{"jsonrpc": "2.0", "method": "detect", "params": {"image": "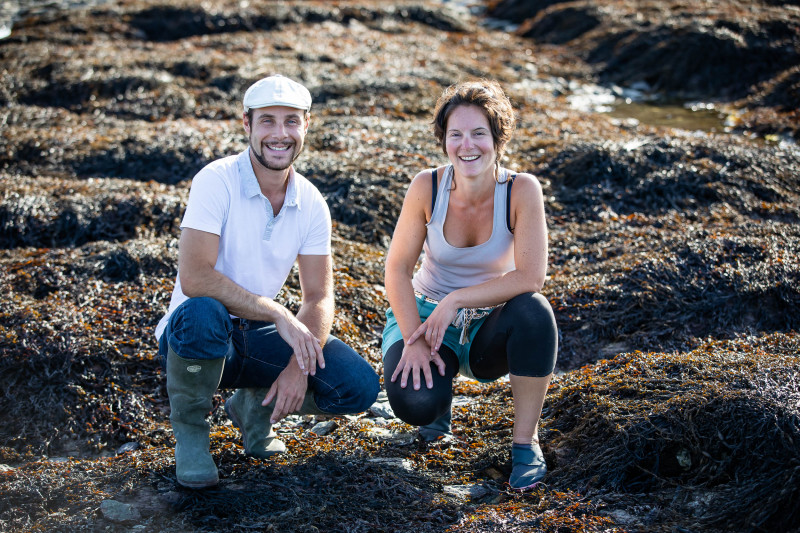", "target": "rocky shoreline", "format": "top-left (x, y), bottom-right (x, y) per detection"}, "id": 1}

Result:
top-left (1, 0), bottom-right (799, 531)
